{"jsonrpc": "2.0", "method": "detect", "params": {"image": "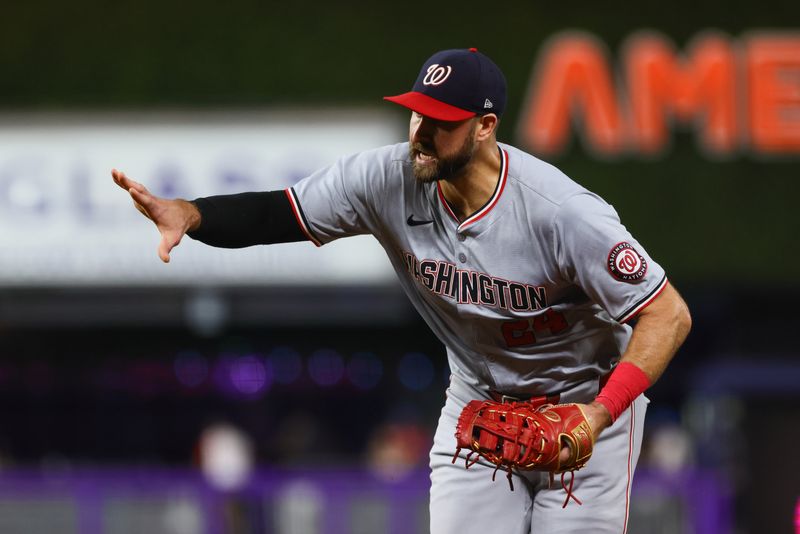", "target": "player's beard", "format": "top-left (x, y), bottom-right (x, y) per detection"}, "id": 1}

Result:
top-left (410, 133), bottom-right (476, 184)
